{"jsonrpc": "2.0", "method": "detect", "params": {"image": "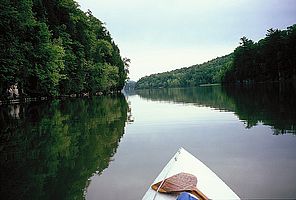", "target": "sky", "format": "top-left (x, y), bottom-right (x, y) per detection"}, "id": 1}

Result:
top-left (76, 0), bottom-right (296, 81)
